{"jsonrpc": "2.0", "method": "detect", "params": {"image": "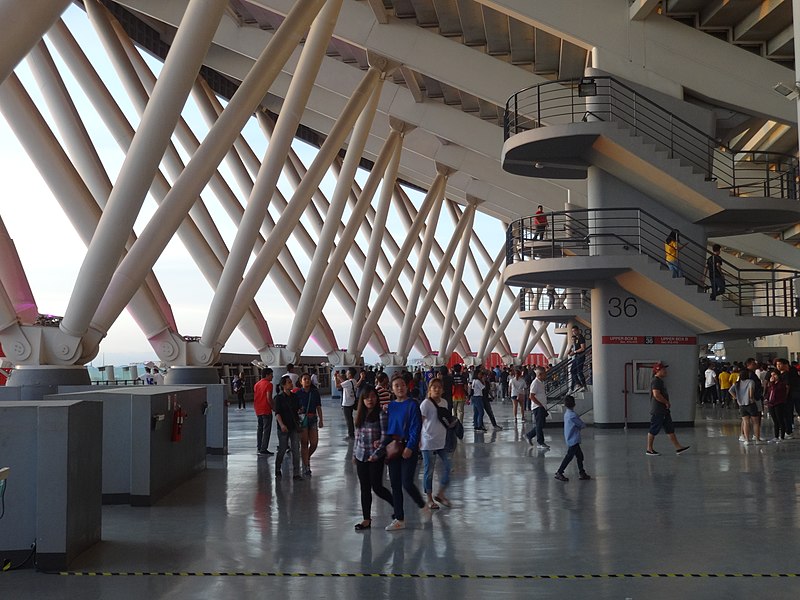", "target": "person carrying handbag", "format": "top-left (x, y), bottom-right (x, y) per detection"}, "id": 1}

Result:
top-left (372, 373), bottom-right (425, 531)
top-left (420, 379), bottom-right (453, 510)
